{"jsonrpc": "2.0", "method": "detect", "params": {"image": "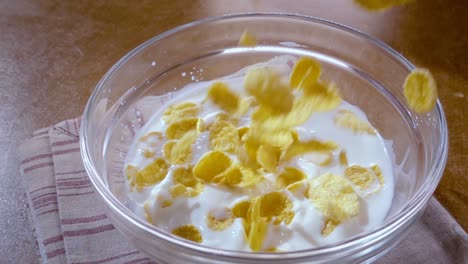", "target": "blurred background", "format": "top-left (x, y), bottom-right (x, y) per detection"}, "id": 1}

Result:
top-left (0, 0), bottom-right (466, 262)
